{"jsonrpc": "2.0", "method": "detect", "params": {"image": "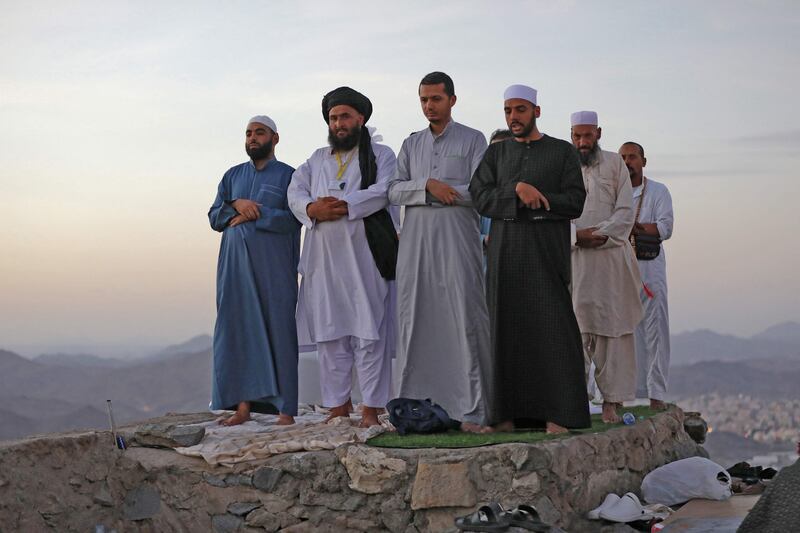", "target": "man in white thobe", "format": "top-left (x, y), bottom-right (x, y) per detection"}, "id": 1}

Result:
top-left (288, 87), bottom-right (398, 428)
top-left (570, 111), bottom-right (644, 423)
top-left (619, 142), bottom-right (674, 410)
top-left (388, 72), bottom-right (491, 431)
